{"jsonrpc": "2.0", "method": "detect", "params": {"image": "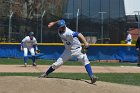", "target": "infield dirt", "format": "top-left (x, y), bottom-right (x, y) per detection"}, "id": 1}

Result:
top-left (0, 76), bottom-right (140, 93)
top-left (0, 65), bottom-right (140, 93)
